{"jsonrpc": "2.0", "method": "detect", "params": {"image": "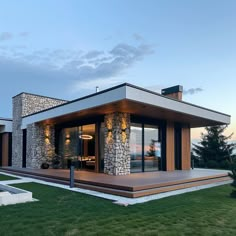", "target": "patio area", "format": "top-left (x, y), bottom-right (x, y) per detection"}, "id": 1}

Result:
top-left (0, 167), bottom-right (231, 198)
